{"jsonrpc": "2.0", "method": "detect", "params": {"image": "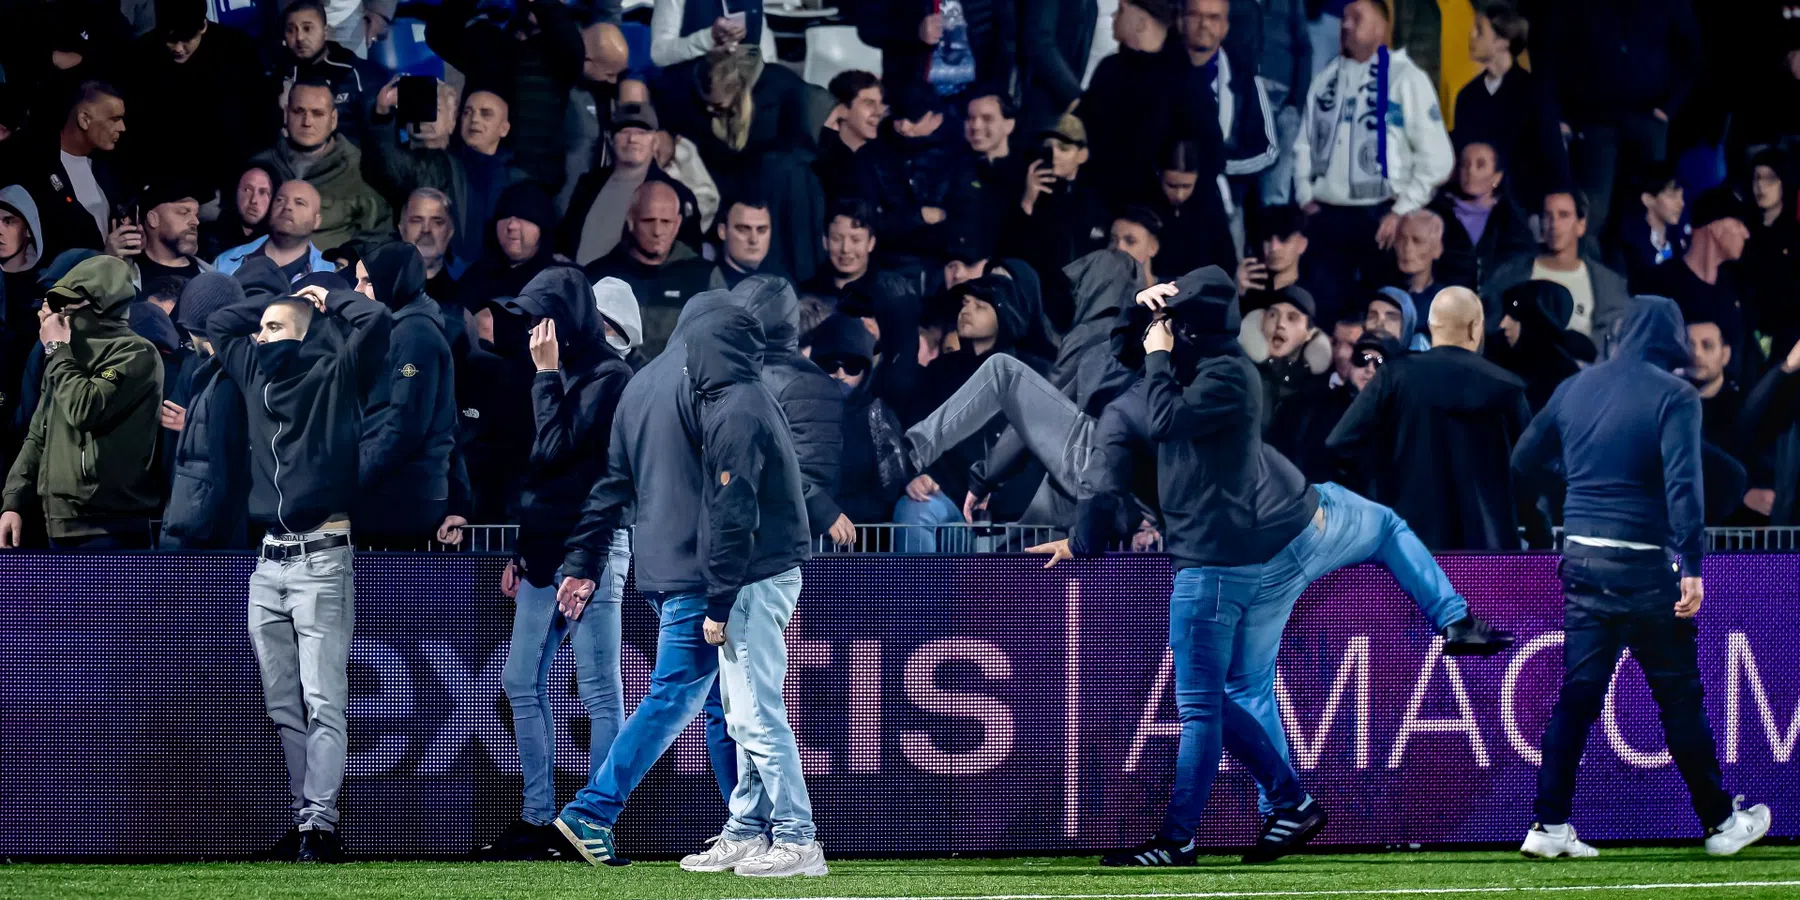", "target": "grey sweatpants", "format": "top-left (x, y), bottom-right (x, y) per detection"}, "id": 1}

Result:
top-left (248, 534), bottom-right (355, 832)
